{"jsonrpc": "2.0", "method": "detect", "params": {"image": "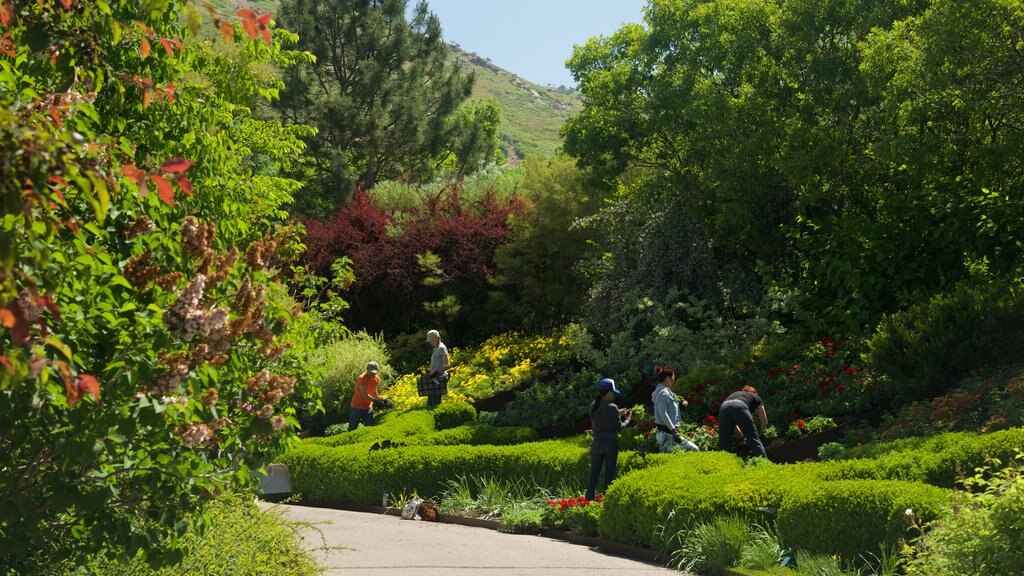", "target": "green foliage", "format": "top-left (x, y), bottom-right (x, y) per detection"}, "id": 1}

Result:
top-left (499, 502), bottom-right (547, 532)
top-left (423, 423), bottom-right (538, 446)
top-left (868, 281), bottom-right (1024, 404)
top-left (777, 481), bottom-right (948, 562)
top-left (671, 515), bottom-right (750, 576)
top-left (828, 429), bottom-right (1024, 489)
top-left (549, 499), bottom-right (603, 536)
top-left (281, 410), bottom-right (646, 506)
top-left (0, 2), bottom-right (319, 570)
top-left (454, 45), bottom-right (581, 160)
top-left (681, 336), bottom-right (880, 429)
top-left (371, 163), bottom-right (525, 214)
top-left (818, 443), bottom-right (846, 461)
top-left (432, 401), bottom-right (477, 431)
top-left (740, 525), bottom-right (789, 571)
top-left (565, 0), bottom-right (1024, 335)
top-left (488, 155), bottom-right (606, 331)
top-left (68, 493), bottom-right (321, 576)
top-left (310, 330), bottom-right (394, 421)
top-left (789, 416), bottom-right (837, 438)
top-left (277, 0), bottom-right (486, 214)
top-left (596, 288), bottom-right (784, 378)
top-left (903, 454), bottom-right (1024, 575)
